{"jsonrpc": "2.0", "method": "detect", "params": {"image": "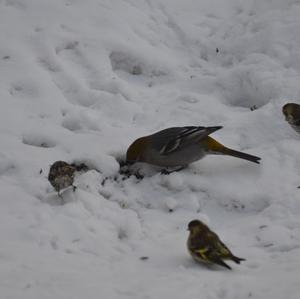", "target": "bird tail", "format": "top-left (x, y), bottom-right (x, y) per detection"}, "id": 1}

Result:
top-left (205, 126), bottom-right (223, 135)
top-left (215, 259), bottom-right (232, 270)
top-left (221, 147), bottom-right (261, 164)
top-left (204, 137), bottom-right (261, 164)
top-left (70, 163), bottom-right (89, 171)
top-left (231, 255), bottom-right (246, 264)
